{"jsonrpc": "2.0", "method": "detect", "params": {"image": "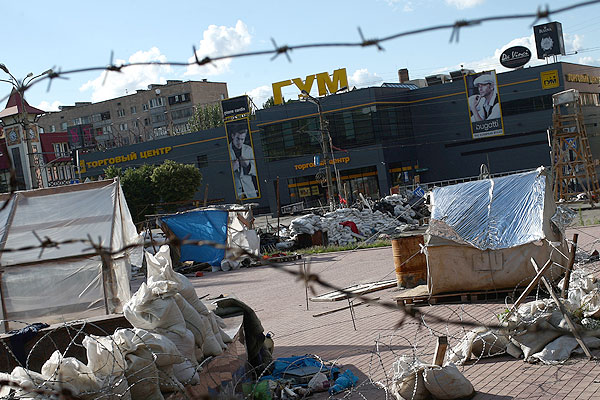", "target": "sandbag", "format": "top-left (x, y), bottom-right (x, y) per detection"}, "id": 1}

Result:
top-left (173, 294), bottom-right (223, 357)
top-left (41, 350), bottom-right (100, 394)
top-left (83, 334), bottom-right (127, 378)
top-left (390, 356), bottom-right (429, 400)
top-left (124, 347), bottom-right (164, 400)
top-left (530, 335), bottom-right (600, 364)
top-left (123, 283), bottom-right (187, 336)
top-left (113, 328), bottom-right (185, 368)
top-left (162, 329), bottom-right (200, 385)
top-left (423, 364), bottom-right (475, 399)
top-left (157, 364), bottom-right (185, 393)
top-left (11, 366), bottom-right (79, 399)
